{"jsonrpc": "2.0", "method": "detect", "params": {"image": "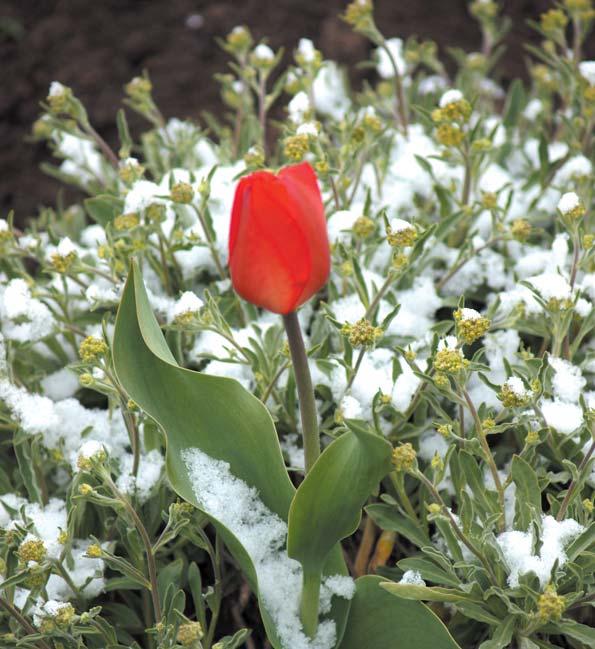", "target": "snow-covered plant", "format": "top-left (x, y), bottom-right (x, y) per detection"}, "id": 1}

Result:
top-left (1, 1), bottom-right (595, 648)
